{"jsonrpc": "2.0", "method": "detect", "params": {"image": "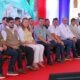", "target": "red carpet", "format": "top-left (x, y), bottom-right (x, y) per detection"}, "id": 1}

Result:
top-left (1, 59), bottom-right (80, 80)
